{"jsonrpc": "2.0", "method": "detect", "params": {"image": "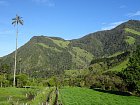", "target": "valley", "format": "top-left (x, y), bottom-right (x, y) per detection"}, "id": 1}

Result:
top-left (1, 20), bottom-right (140, 105)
